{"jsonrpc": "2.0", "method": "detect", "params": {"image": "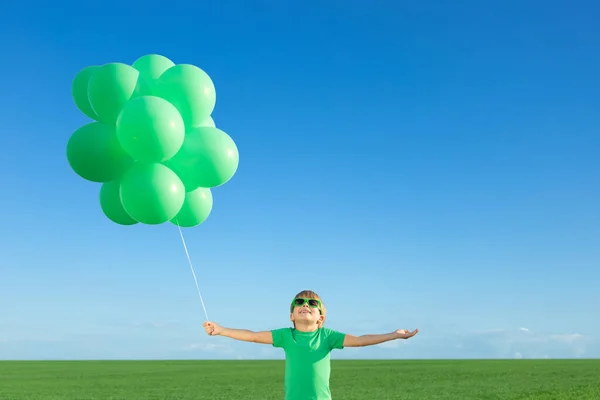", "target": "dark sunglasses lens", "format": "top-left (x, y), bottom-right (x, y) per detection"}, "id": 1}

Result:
top-left (294, 298), bottom-right (305, 305)
top-left (308, 299), bottom-right (319, 307)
